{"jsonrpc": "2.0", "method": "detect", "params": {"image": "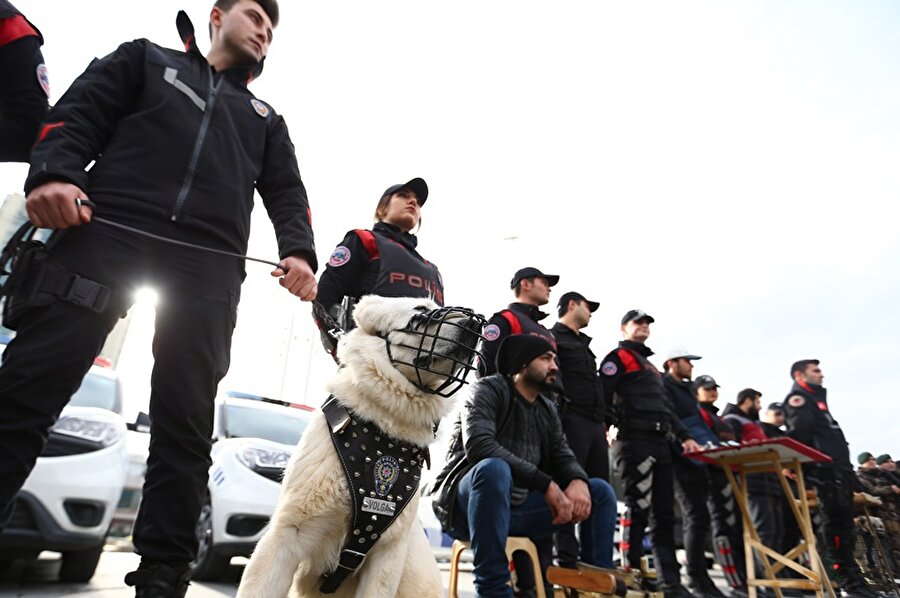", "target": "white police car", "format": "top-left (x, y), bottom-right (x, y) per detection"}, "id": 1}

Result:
top-left (190, 391), bottom-right (315, 580)
top-left (0, 363), bottom-right (128, 582)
